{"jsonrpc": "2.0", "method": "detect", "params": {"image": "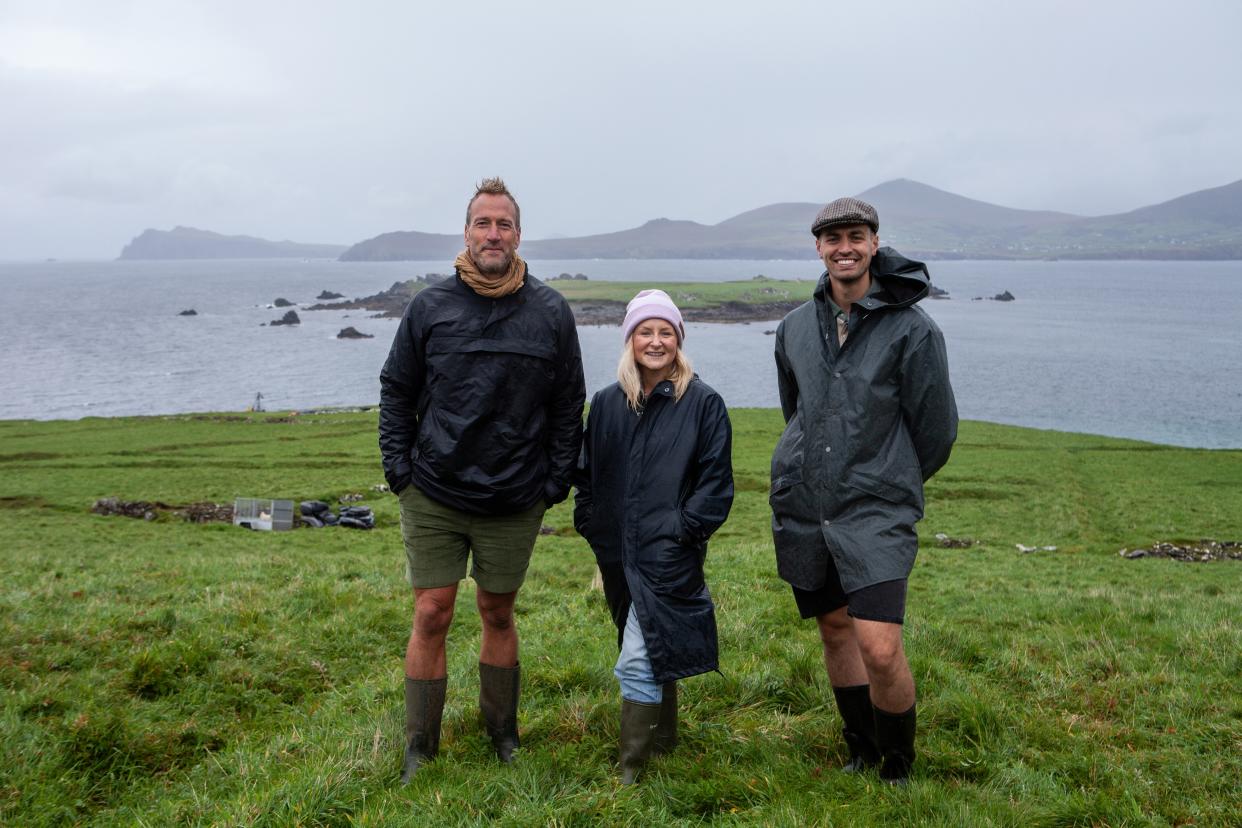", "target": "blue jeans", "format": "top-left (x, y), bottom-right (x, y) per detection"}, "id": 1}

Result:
top-left (615, 606), bottom-right (663, 704)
